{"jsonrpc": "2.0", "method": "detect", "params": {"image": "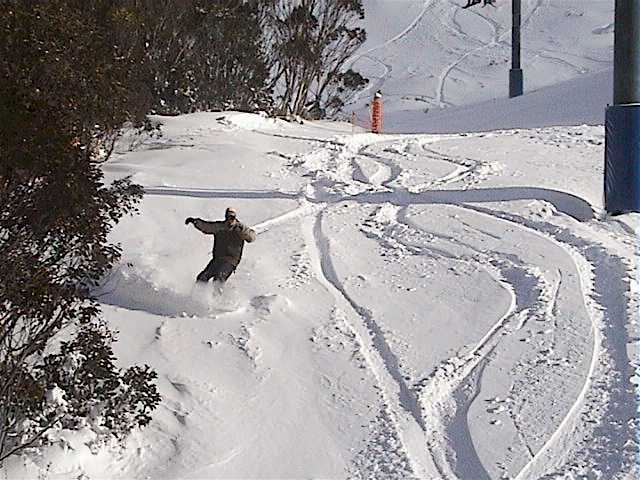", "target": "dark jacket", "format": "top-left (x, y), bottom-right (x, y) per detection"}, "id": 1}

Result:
top-left (193, 219), bottom-right (256, 267)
